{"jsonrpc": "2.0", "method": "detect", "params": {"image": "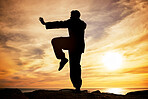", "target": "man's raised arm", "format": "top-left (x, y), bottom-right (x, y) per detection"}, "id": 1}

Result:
top-left (39, 17), bottom-right (46, 25)
top-left (39, 17), bottom-right (69, 29)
